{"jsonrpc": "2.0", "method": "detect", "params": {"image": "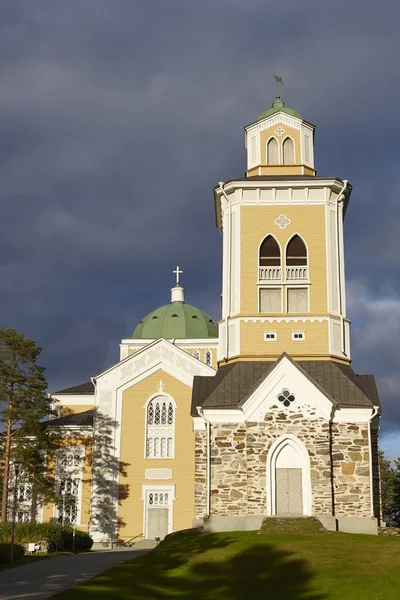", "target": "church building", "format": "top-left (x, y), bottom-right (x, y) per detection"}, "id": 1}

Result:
top-left (33, 93), bottom-right (381, 543)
